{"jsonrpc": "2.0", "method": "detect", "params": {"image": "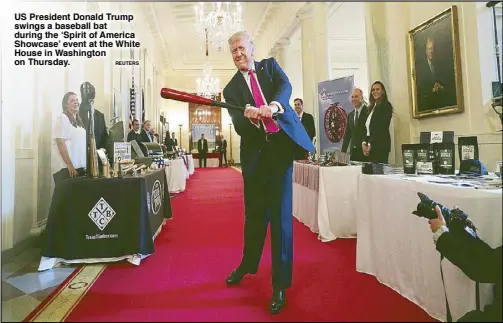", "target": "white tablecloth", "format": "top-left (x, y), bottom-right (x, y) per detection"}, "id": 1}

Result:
top-left (293, 182), bottom-right (319, 233)
top-left (356, 174), bottom-right (502, 321)
top-left (317, 166), bottom-right (360, 241)
top-left (292, 162), bottom-right (360, 241)
top-left (187, 155), bottom-right (195, 176)
top-left (165, 158), bottom-right (187, 193)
